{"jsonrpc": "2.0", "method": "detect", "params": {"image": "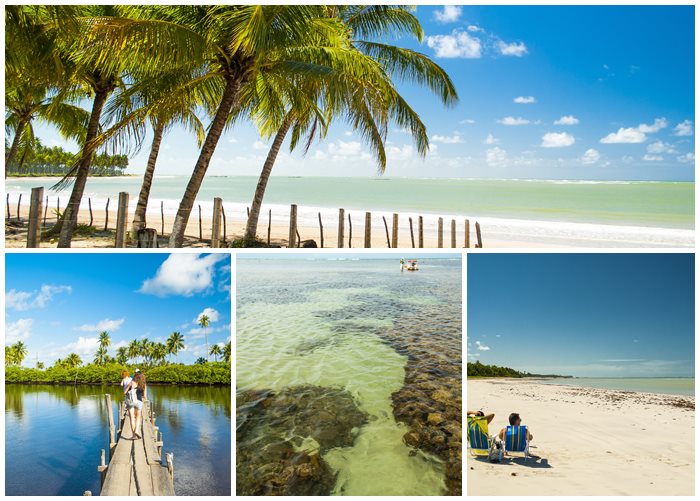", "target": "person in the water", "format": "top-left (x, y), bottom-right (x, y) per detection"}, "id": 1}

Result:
top-left (400, 257), bottom-right (405, 271)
